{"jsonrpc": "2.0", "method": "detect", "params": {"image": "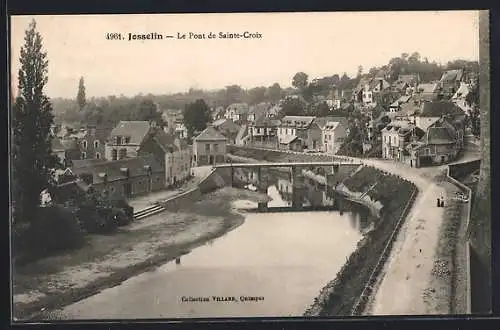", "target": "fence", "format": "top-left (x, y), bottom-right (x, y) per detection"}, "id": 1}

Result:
top-left (446, 163), bottom-right (474, 314)
top-left (350, 187), bottom-right (418, 316)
